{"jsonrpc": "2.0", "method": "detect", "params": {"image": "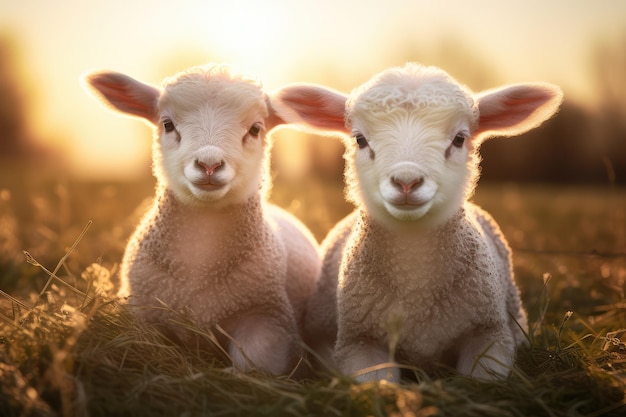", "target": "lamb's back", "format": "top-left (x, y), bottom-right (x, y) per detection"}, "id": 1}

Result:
top-left (265, 204), bottom-right (321, 325)
top-left (303, 211), bottom-right (357, 354)
top-left (466, 202), bottom-right (528, 339)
